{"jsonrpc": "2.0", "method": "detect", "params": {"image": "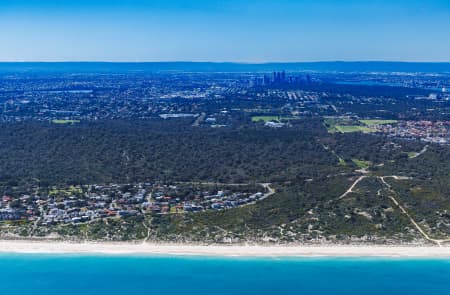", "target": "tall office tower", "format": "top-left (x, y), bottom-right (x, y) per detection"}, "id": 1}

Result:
top-left (281, 71), bottom-right (286, 82)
